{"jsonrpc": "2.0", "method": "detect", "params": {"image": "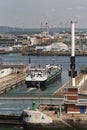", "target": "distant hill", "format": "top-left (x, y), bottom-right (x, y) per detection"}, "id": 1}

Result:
top-left (0, 26), bottom-right (87, 35)
top-left (0, 26), bottom-right (42, 34)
